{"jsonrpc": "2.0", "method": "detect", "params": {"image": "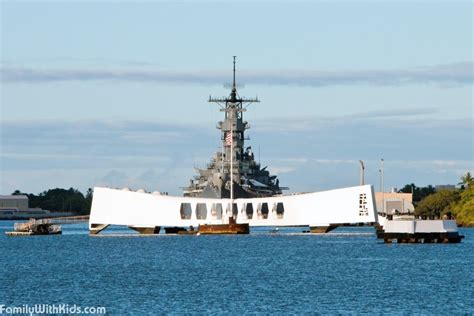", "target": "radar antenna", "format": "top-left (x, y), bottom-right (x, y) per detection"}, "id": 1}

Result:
top-left (233, 56), bottom-right (236, 90)
top-left (208, 56), bottom-right (259, 107)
